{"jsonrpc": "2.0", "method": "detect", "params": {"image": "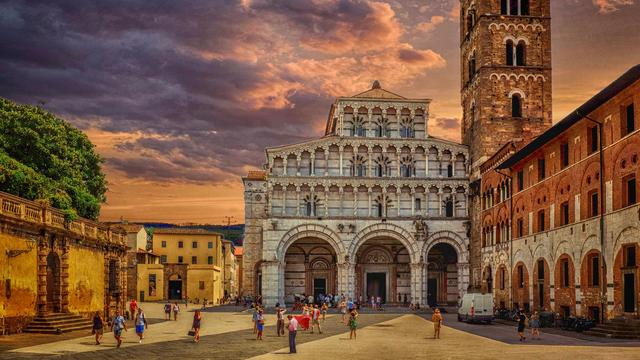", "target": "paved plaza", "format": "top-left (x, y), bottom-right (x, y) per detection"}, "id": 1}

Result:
top-left (1, 303), bottom-right (640, 360)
